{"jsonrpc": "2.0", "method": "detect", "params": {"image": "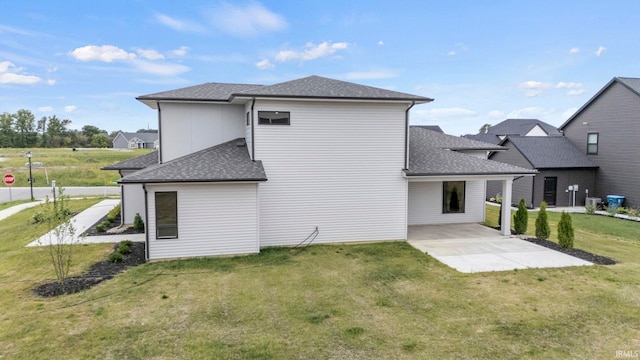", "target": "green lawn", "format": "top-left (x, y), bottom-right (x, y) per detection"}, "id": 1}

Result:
top-left (0, 148), bottom-right (152, 187)
top-left (0, 204), bottom-right (639, 359)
